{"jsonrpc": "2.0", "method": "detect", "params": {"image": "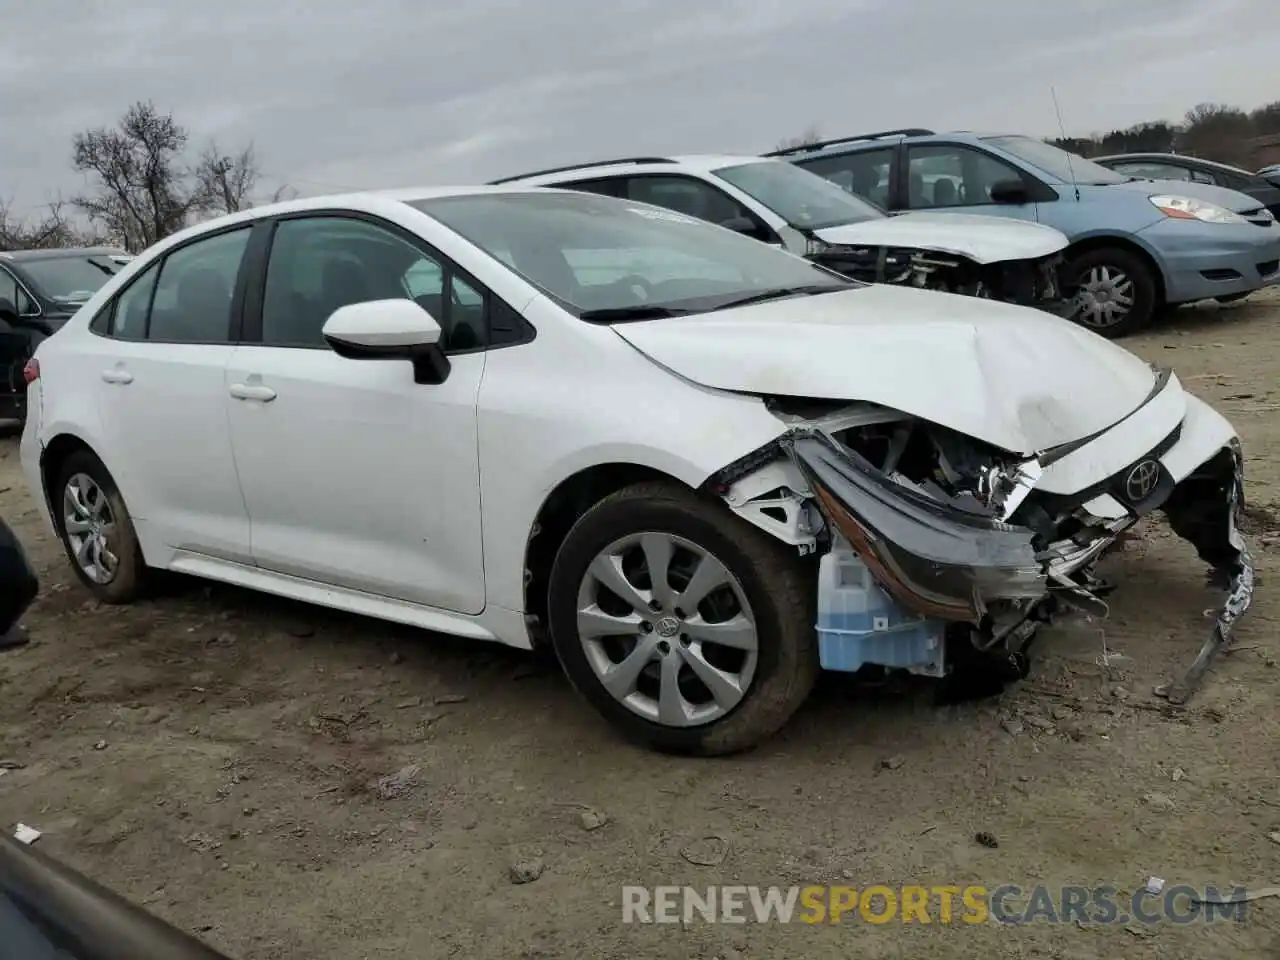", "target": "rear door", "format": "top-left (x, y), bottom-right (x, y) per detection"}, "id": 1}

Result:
top-left (90, 225), bottom-right (255, 562)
